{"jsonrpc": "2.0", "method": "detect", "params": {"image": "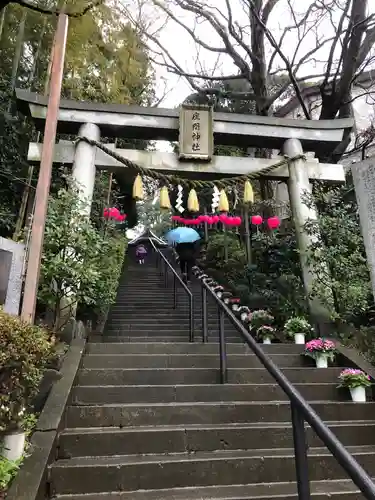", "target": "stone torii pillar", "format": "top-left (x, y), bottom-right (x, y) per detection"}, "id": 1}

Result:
top-left (283, 138), bottom-right (331, 331)
top-left (57, 123), bottom-right (101, 331)
top-left (72, 123), bottom-right (101, 215)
